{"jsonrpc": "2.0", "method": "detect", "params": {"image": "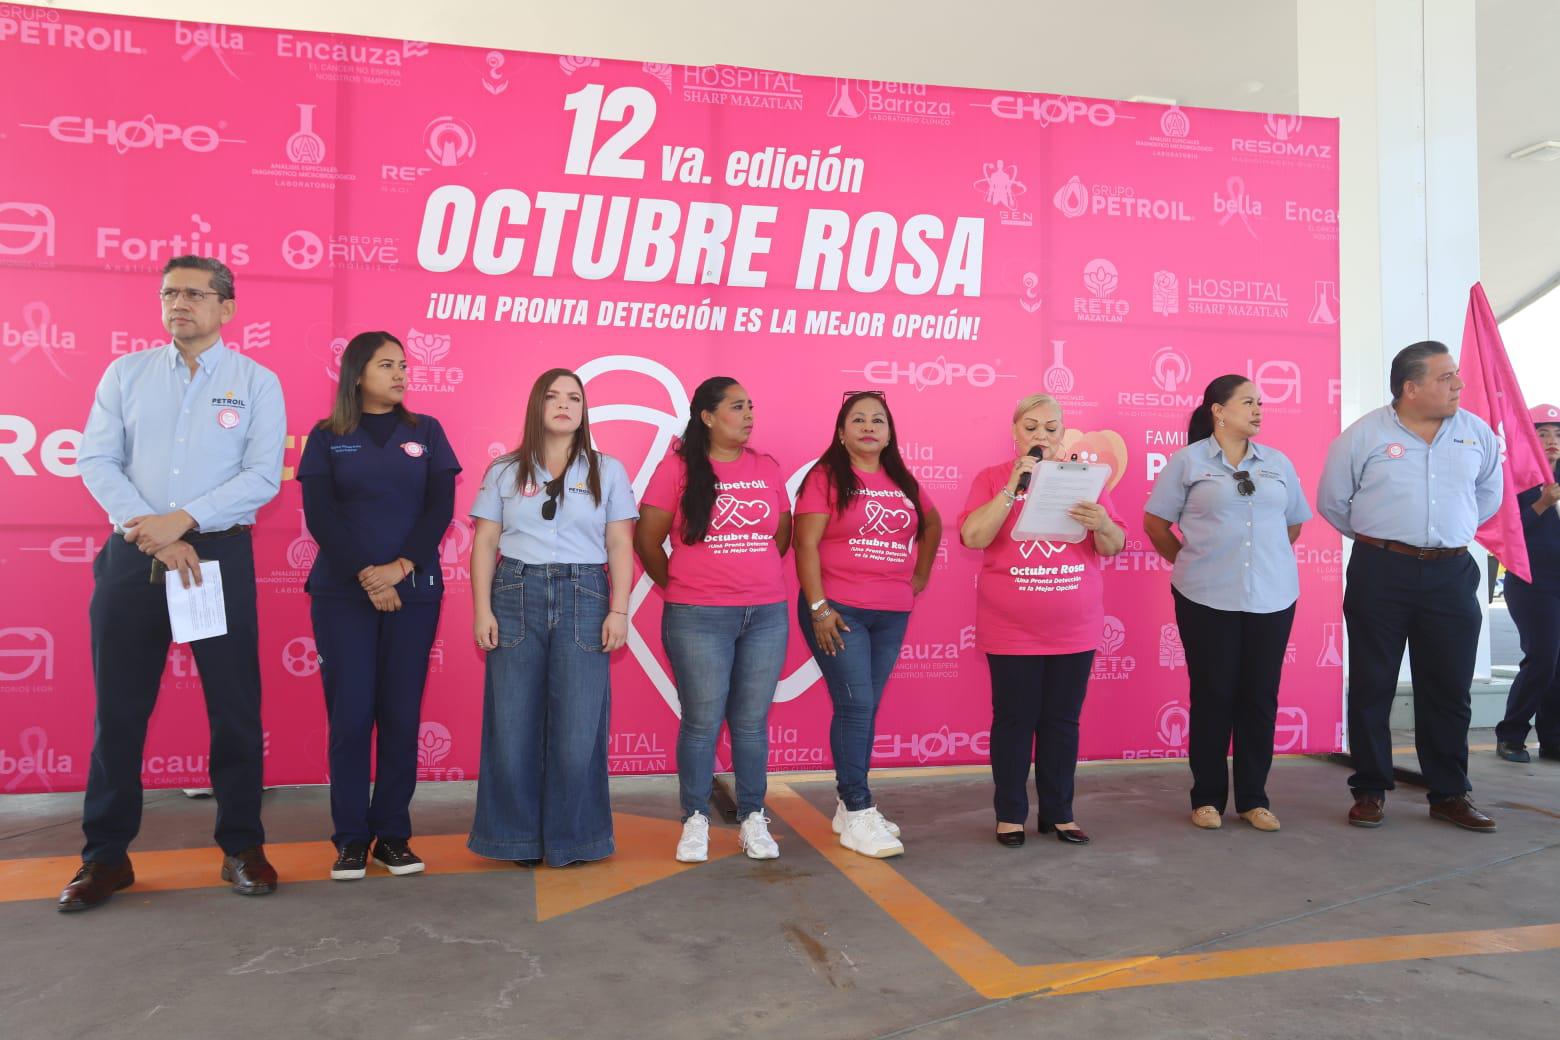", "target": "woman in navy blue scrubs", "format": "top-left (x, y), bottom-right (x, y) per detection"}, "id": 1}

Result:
top-left (298, 331), bottom-right (461, 880)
